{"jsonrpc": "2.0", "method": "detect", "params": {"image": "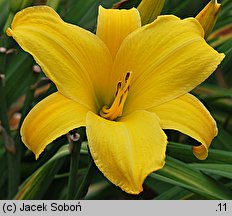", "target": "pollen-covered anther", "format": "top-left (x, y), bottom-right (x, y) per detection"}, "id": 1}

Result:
top-left (100, 71), bottom-right (132, 120)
